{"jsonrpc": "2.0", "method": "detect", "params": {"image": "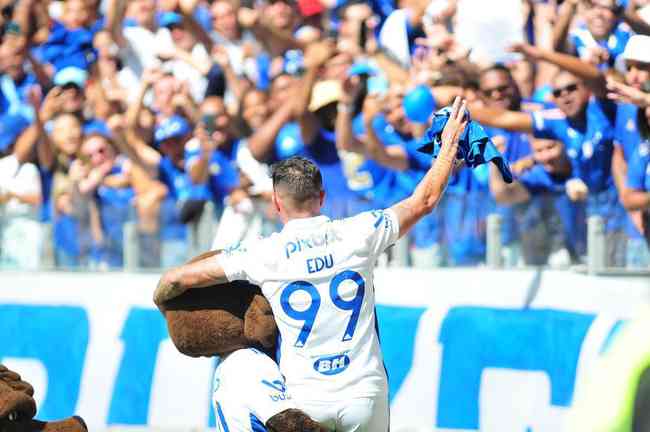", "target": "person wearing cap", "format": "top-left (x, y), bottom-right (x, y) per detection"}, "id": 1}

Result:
top-left (336, 72), bottom-right (443, 267)
top-left (52, 66), bottom-right (89, 116)
top-left (246, 72), bottom-right (304, 164)
top-left (156, 11), bottom-right (210, 103)
top-left (607, 34), bottom-right (650, 267)
top-left (116, 113), bottom-right (212, 266)
top-left (185, 97), bottom-right (243, 216)
top-left (471, 43), bottom-right (628, 266)
top-left (621, 135), bottom-right (650, 266)
top-left (478, 64), bottom-right (578, 266)
top-left (293, 40), bottom-right (356, 219)
top-left (107, 0), bottom-right (171, 94)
